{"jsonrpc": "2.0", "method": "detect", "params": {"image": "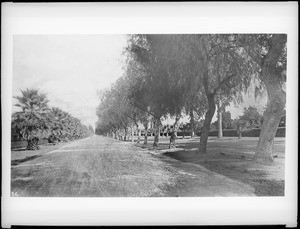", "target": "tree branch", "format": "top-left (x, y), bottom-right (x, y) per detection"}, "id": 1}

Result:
top-left (213, 73), bottom-right (236, 95)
